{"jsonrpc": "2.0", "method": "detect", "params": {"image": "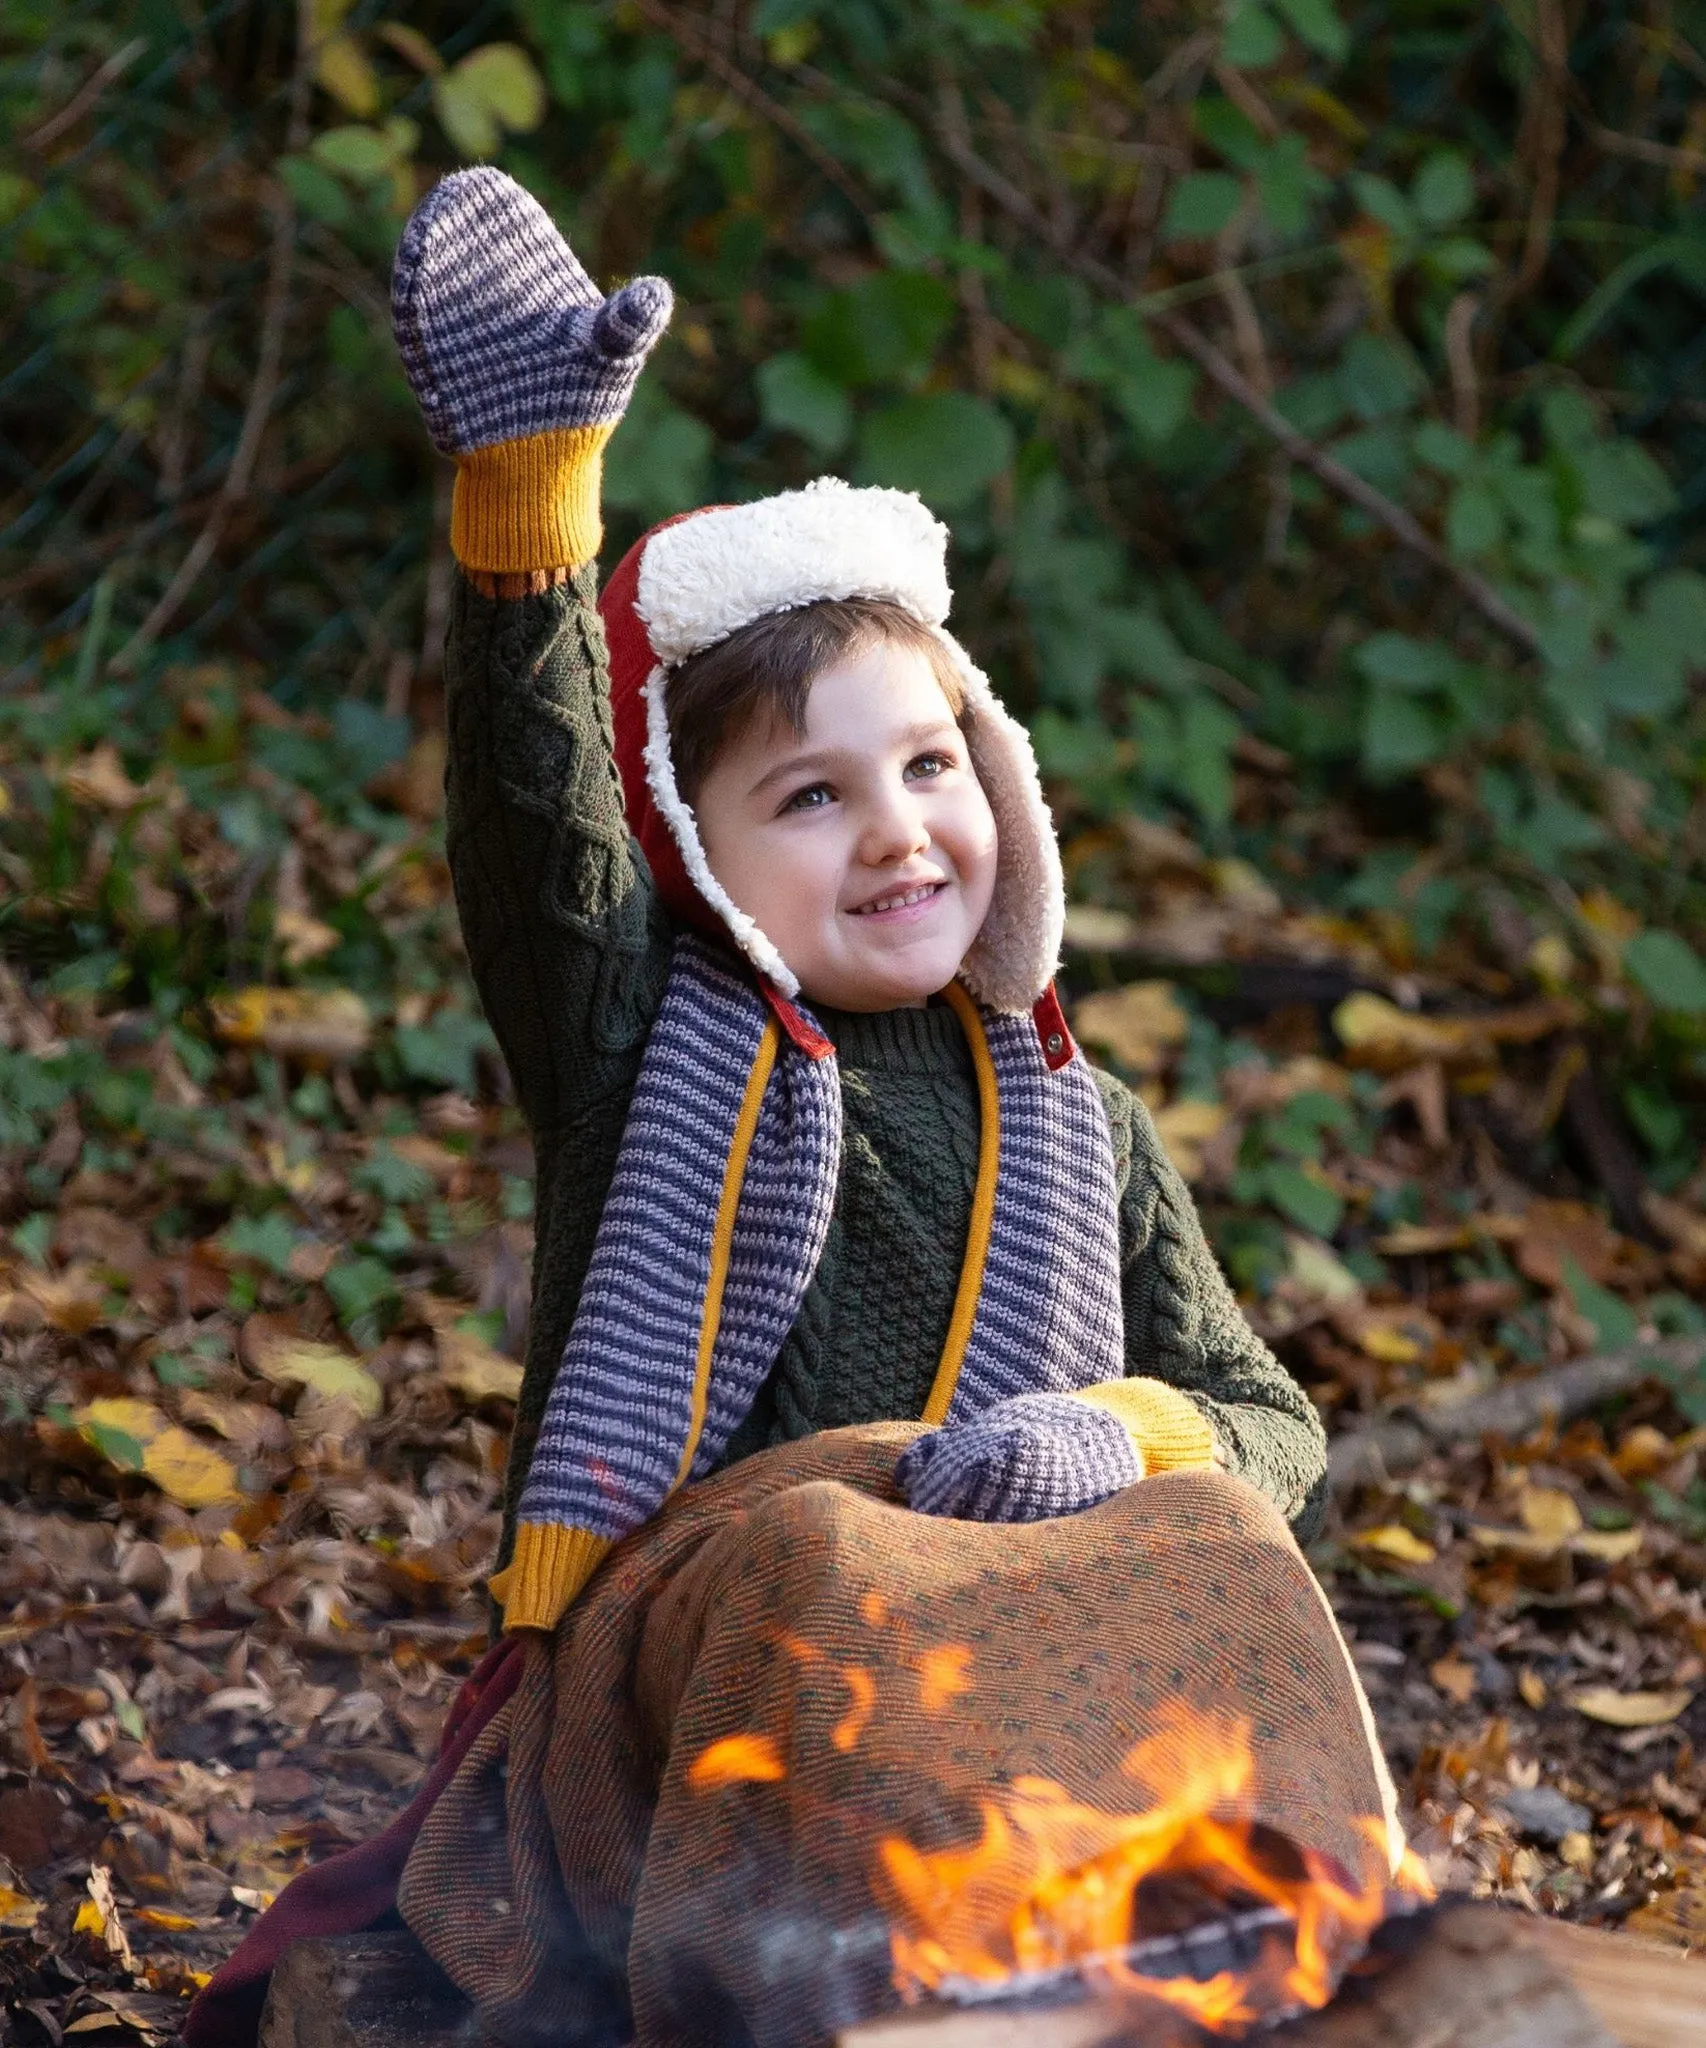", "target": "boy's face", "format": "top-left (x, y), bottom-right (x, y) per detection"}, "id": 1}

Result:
top-left (692, 640), bottom-right (999, 1012)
